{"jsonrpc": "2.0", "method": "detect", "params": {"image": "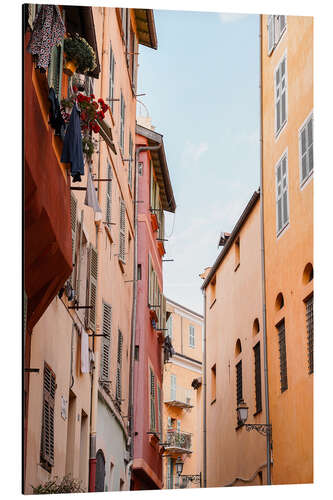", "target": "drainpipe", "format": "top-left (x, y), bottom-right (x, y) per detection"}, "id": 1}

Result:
top-left (202, 289), bottom-right (207, 487)
top-left (259, 14), bottom-right (271, 486)
top-left (128, 143), bottom-right (162, 472)
top-left (88, 7), bottom-right (107, 492)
